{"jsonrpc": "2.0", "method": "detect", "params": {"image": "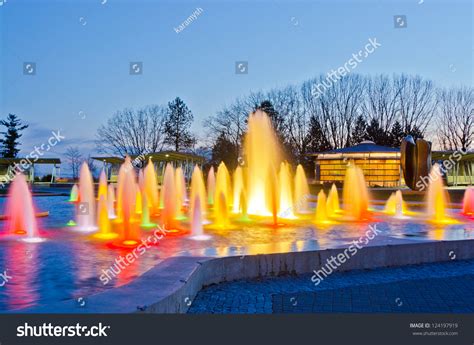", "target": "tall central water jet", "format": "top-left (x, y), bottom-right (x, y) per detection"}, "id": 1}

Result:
top-left (4, 173), bottom-right (40, 240)
top-left (244, 110), bottom-right (281, 216)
